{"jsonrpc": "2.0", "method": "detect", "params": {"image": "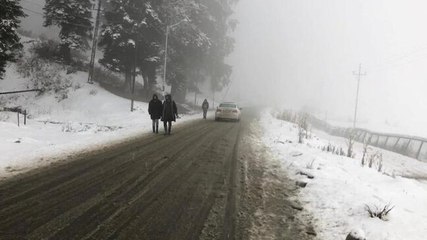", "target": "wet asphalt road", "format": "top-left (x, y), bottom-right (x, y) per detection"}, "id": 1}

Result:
top-left (0, 109), bottom-right (314, 240)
